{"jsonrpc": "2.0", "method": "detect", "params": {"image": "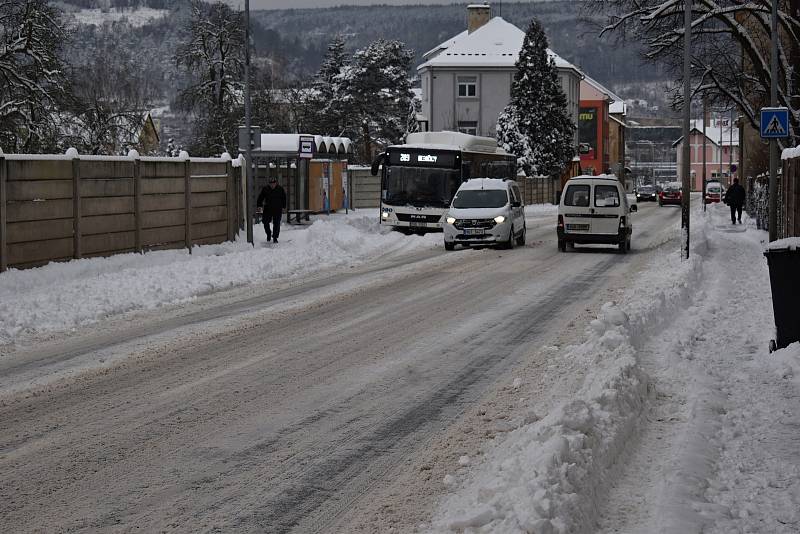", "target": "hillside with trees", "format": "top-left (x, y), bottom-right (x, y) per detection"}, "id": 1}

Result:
top-left (3, 1), bottom-right (674, 155)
